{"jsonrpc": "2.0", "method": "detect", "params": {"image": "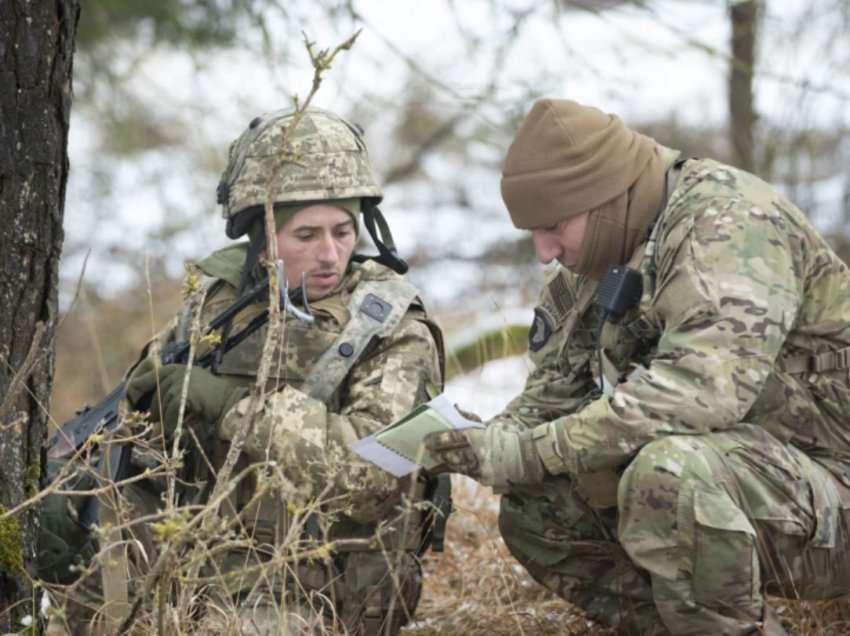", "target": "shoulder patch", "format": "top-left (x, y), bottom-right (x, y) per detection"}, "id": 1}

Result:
top-left (547, 273), bottom-right (573, 319)
top-left (528, 305), bottom-right (555, 352)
